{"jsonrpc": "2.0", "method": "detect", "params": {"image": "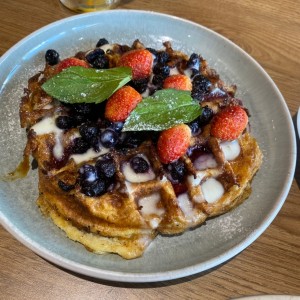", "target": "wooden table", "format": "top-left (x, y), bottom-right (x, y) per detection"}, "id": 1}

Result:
top-left (1, 0), bottom-right (299, 299)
